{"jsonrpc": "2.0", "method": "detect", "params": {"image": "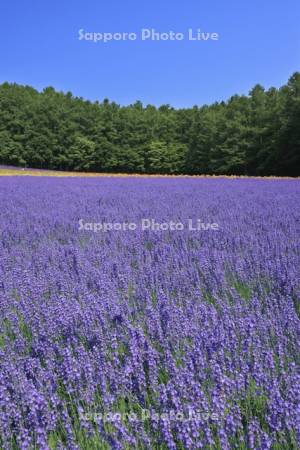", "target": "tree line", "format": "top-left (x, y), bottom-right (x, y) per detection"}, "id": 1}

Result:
top-left (0, 73), bottom-right (299, 176)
